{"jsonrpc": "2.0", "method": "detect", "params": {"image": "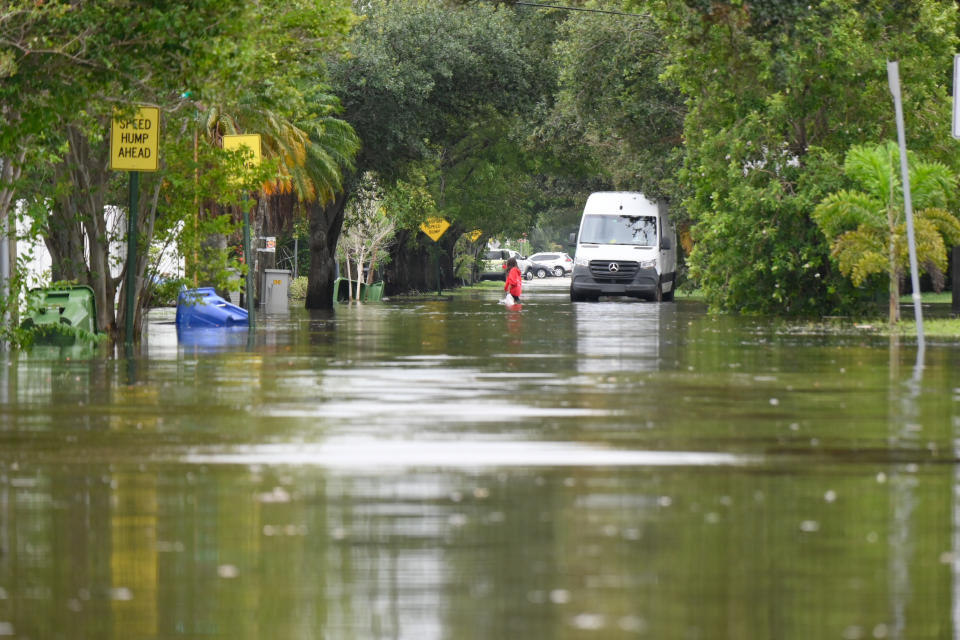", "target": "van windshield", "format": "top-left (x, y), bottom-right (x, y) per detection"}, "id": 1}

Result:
top-left (580, 214), bottom-right (657, 246)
